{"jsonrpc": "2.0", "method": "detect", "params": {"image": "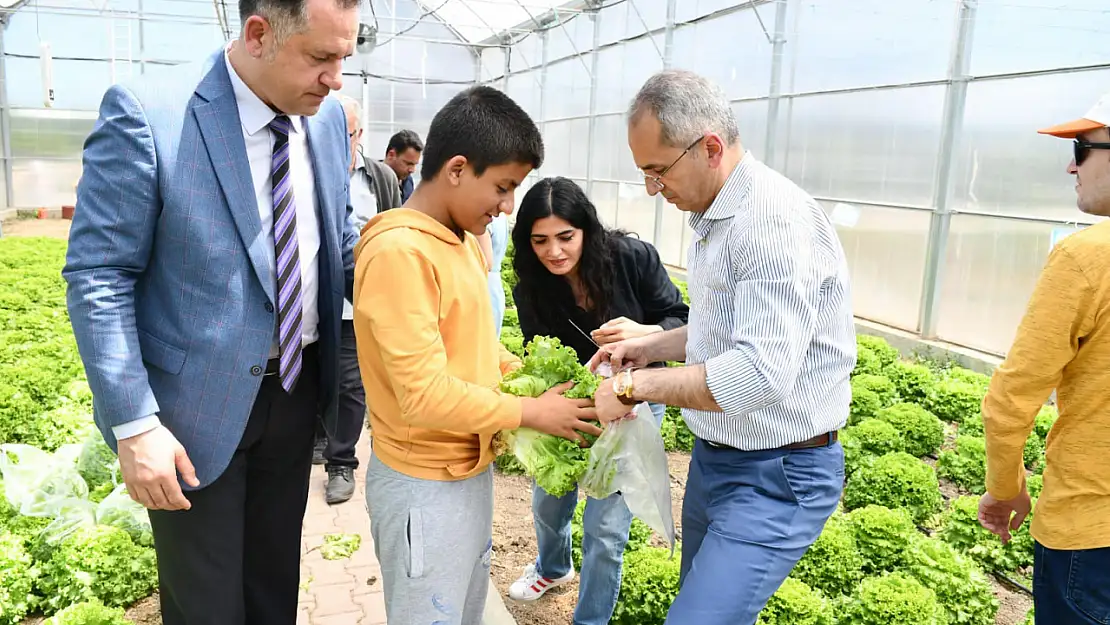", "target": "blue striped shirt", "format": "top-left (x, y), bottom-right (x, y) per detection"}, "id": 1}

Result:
top-left (684, 152), bottom-right (856, 450)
